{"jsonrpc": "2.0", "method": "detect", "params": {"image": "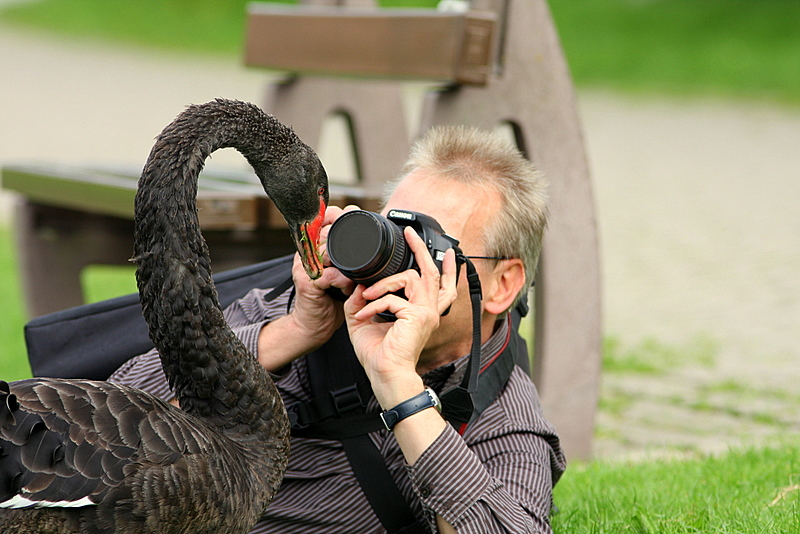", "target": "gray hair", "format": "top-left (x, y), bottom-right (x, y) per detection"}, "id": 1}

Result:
top-left (382, 125), bottom-right (548, 297)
